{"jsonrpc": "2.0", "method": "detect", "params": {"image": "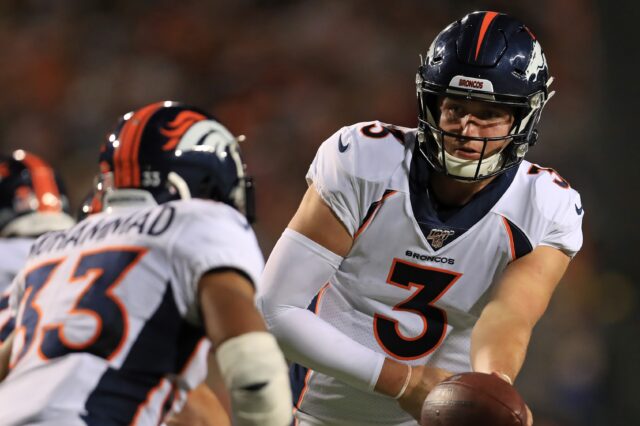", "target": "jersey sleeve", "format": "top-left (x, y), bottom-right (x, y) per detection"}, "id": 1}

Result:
top-left (305, 122), bottom-right (404, 236)
top-left (170, 201), bottom-right (265, 323)
top-left (538, 190), bottom-right (584, 258)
